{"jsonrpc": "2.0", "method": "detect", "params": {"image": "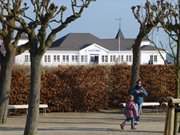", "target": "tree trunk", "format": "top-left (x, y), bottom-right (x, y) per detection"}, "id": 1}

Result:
top-left (178, 20), bottom-right (180, 133)
top-left (24, 53), bottom-right (42, 135)
top-left (174, 32), bottom-right (180, 134)
top-left (129, 36), bottom-right (143, 92)
top-left (174, 67), bottom-right (180, 135)
top-left (176, 36), bottom-right (180, 98)
top-left (0, 49), bottom-right (16, 124)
